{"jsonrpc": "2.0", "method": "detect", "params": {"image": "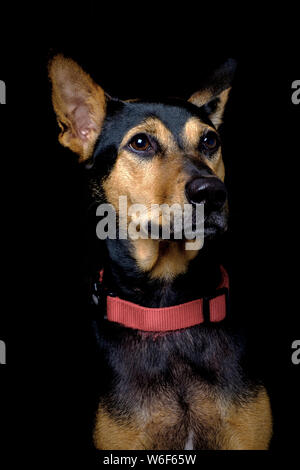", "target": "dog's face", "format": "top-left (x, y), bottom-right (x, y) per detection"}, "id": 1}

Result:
top-left (95, 98), bottom-right (228, 239)
top-left (49, 55), bottom-right (234, 280)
